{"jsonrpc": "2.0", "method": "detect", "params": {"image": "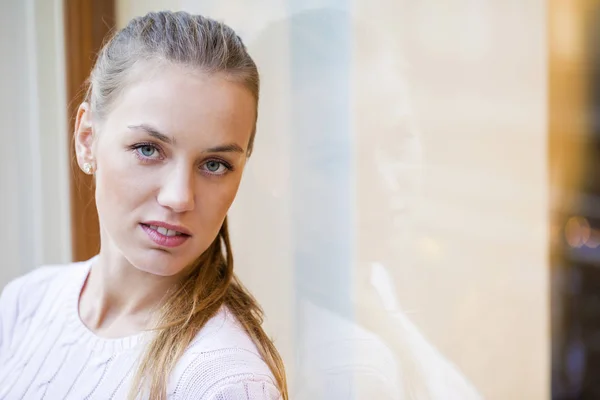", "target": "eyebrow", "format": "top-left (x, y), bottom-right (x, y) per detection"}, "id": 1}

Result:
top-left (127, 124), bottom-right (245, 154)
top-left (128, 124), bottom-right (174, 145)
top-left (202, 143), bottom-right (245, 154)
